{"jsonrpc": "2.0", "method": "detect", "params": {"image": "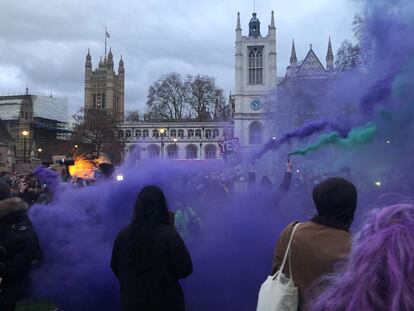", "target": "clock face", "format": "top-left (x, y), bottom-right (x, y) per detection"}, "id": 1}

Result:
top-left (250, 97), bottom-right (263, 111)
